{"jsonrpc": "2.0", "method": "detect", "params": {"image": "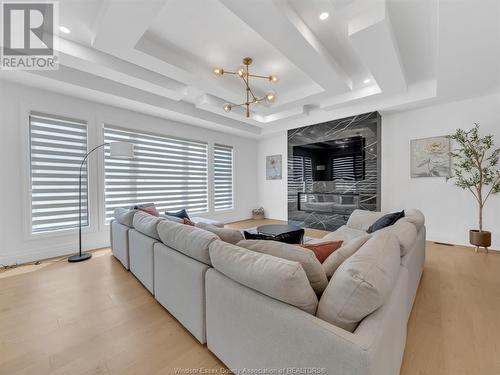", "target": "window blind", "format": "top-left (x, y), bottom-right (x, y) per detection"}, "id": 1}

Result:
top-left (103, 126), bottom-right (208, 221)
top-left (288, 156), bottom-right (313, 202)
top-left (213, 144), bottom-right (233, 211)
top-left (332, 154), bottom-right (364, 181)
top-left (29, 113), bottom-right (88, 233)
